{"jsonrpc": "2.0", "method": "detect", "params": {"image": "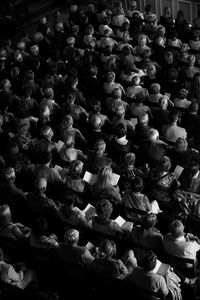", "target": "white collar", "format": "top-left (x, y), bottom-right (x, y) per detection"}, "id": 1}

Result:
top-left (116, 135), bottom-right (128, 145)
